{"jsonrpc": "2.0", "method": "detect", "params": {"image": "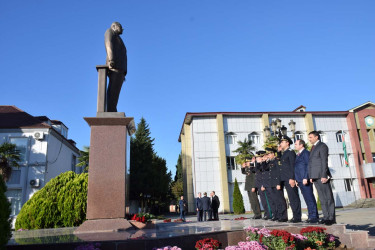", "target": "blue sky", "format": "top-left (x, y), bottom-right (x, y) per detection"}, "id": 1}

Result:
top-left (1, 1), bottom-right (374, 177)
